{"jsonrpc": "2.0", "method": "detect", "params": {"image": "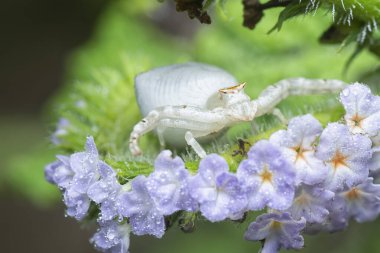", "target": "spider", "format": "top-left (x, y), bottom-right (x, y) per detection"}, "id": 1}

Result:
top-left (129, 62), bottom-right (346, 158)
